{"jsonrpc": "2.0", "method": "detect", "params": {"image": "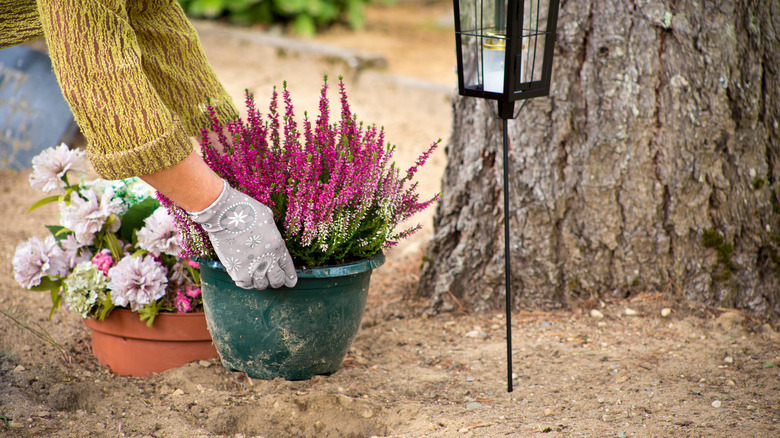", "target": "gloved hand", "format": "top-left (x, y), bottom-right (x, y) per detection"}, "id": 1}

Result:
top-left (189, 180), bottom-right (297, 290)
